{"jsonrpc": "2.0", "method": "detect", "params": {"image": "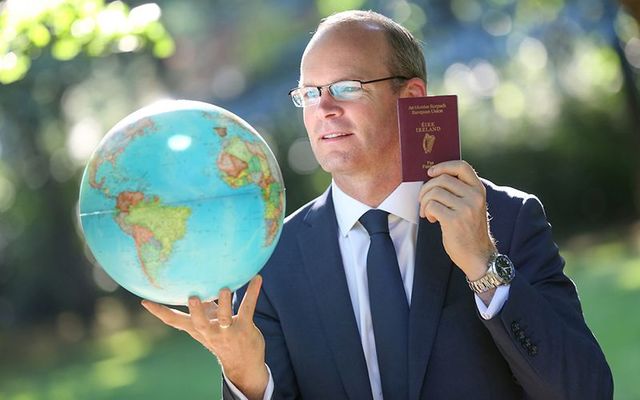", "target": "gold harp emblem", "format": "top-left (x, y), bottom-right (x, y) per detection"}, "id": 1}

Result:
top-left (422, 133), bottom-right (436, 154)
